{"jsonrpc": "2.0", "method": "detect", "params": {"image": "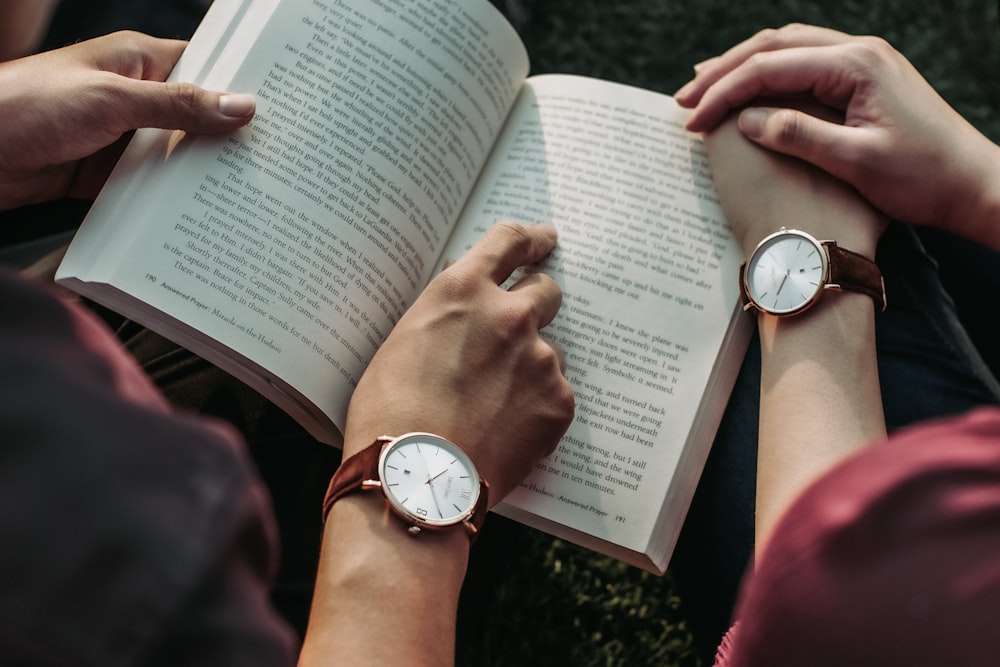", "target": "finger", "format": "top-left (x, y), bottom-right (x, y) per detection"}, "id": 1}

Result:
top-left (684, 45), bottom-right (859, 133)
top-left (737, 106), bottom-right (875, 186)
top-left (453, 222), bottom-right (558, 285)
top-left (105, 76), bottom-right (256, 135)
top-left (135, 37), bottom-right (189, 81)
top-left (507, 270), bottom-right (563, 329)
top-left (89, 32), bottom-right (188, 82)
top-left (692, 56), bottom-right (719, 74)
top-left (676, 24), bottom-right (850, 108)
